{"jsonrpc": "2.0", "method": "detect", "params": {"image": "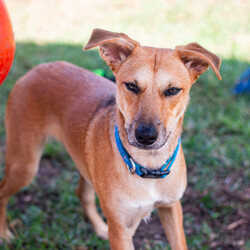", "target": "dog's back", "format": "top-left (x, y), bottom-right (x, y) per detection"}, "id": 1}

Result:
top-left (6, 61), bottom-right (116, 146)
